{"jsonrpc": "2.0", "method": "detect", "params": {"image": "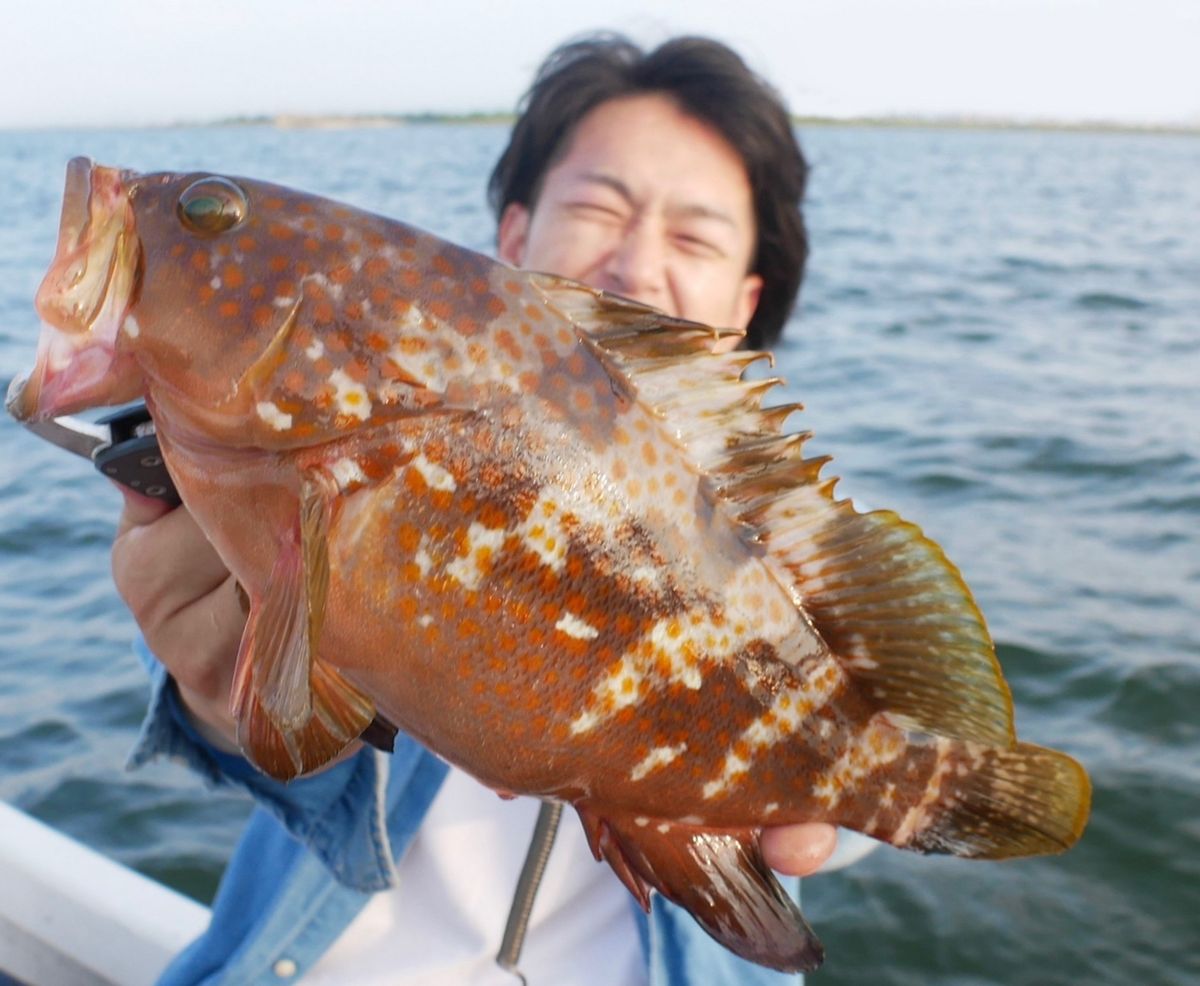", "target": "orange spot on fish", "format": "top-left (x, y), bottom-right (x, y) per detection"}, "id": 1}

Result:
top-left (433, 255), bottom-right (455, 276)
top-left (303, 237), bottom-right (320, 252)
top-left (642, 442), bottom-right (658, 467)
top-left (218, 301), bottom-right (239, 318)
top-left (476, 502), bottom-right (507, 529)
top-left (365, 257), bottom-right (389, 278)
top-left (222, 264), bottom-right (244, 289)
top-left (524, 304), bottom-right (544, 322)
top-left (198, 284), bottom-right (215, 304)
top-left (565, 352), bottom-right (587, 377)
top-left (190, 250), bottom-right (208, 272)
top-left (325, 224), bottom-right (344, 241)
top-left (346, 302), bottom-right (364, 321)
top-left (268, 222), bottom-right (293, 240)
top-left (495, 330), bottom-right (521, 361)
top-left (457, 316), bottom-right (479, 337)
top-left (253, 305), bottom-right (273, 328)
top-left (392, 337), bottom-right (426, 357)
top-left (330, 265), bottom-right (352, 285)
top-left (427, 299), bottom-right (452, 321)
top-left (238, 235), bottom-right (257, 253)
top-left (269, 256), bottom-right (288, 273)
